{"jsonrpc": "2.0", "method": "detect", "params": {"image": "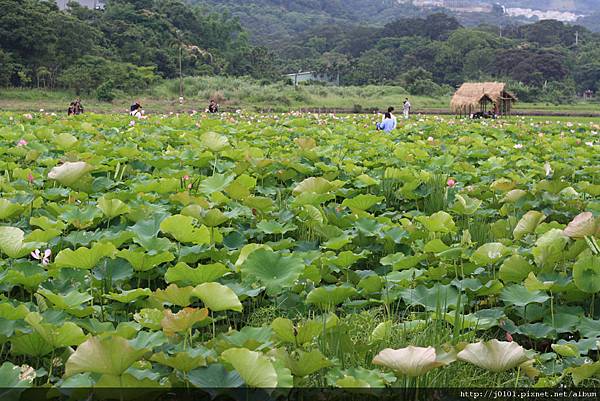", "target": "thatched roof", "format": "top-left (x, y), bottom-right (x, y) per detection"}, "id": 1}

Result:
top-left (451, 82), bottom-right (516, 113)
